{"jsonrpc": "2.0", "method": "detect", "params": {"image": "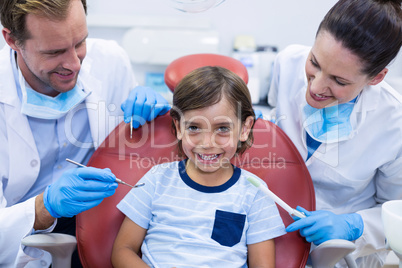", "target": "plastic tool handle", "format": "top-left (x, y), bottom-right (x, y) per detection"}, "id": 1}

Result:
top-left (247, 177), bottom-right (305, 219)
